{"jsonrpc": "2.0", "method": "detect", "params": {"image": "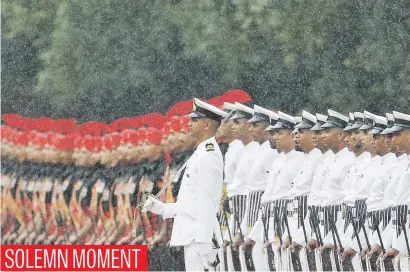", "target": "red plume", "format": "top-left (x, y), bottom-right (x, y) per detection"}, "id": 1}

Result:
top-left (222, 89), bottom-right (252, 104)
